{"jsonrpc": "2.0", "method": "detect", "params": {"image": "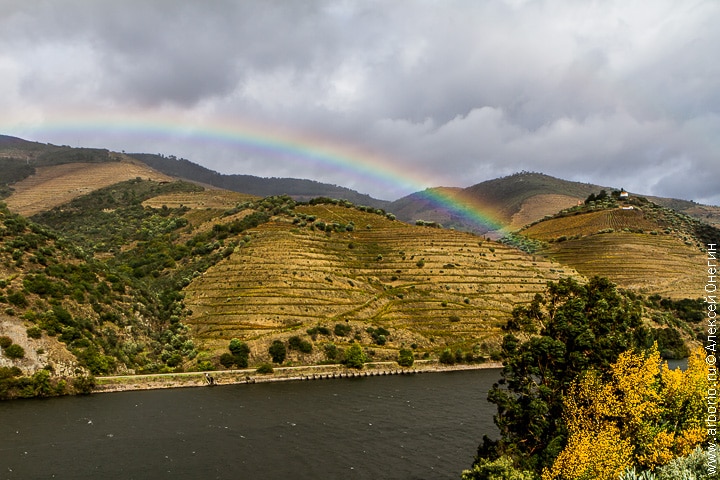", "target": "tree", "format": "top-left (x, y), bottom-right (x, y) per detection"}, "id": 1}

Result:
top-left (544, 346), bottom-right (708, 479)
top-left (228, 338), bottom-right (250, 368)
top-left (269, 340), bottom-right (286, 364)
top-left (397, 348), bottom-right (414, 367)
top-left (439, 348), bottom-right (455, 365)
top-left (478, 276), bottom-right (647, 472)
top-left (343, 343), bottom-right (367, 369)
